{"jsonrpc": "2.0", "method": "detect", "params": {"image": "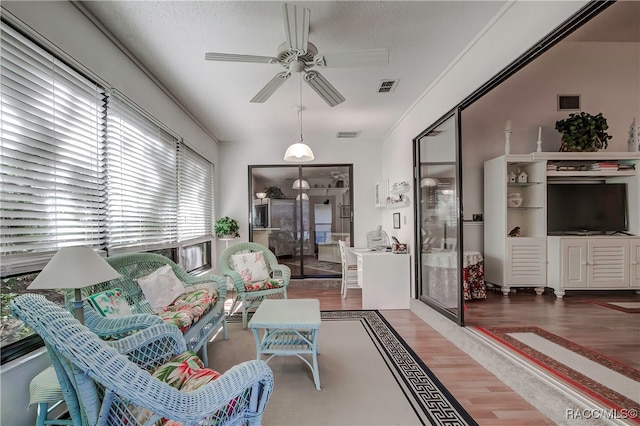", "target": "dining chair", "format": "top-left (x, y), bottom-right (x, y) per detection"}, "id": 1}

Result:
top-left (338, 240), bottom-right (359, 298)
